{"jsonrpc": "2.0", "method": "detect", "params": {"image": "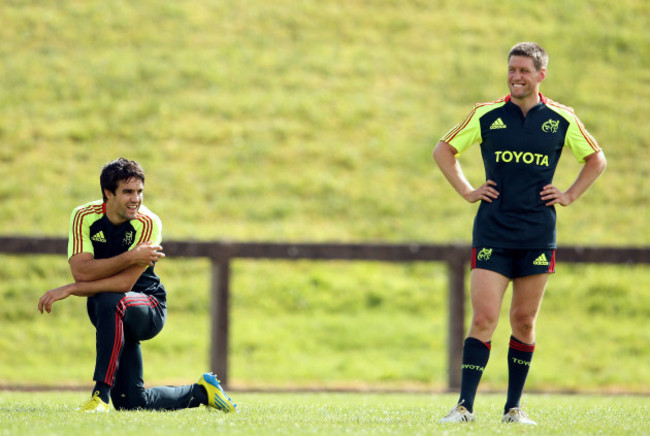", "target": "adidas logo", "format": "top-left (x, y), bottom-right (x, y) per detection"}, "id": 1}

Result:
top-left (490, 118), bottom-right (507, 130)
top-left (533, 253), bottom-right (549, 266)
top-left (91, 231), bottom-right (107, 243)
